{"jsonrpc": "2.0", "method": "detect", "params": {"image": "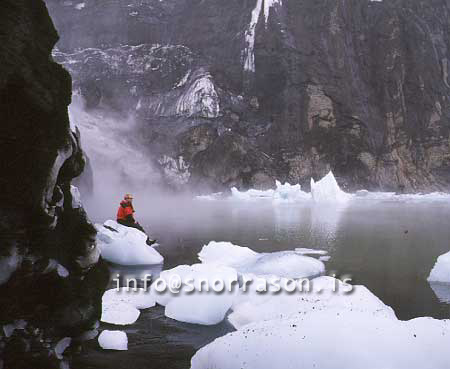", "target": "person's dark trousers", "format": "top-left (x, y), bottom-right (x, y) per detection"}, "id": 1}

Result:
top-left (117, 219), bottom-right (147, 234)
